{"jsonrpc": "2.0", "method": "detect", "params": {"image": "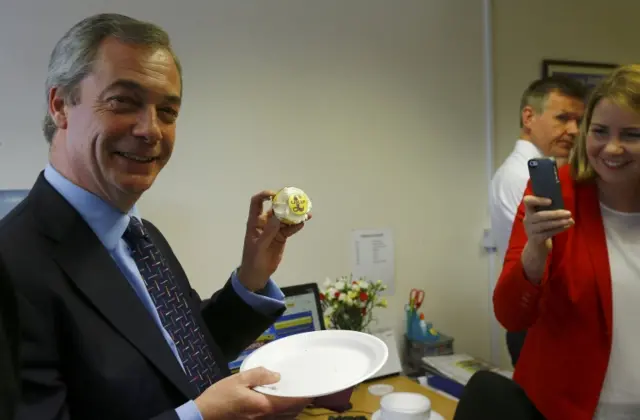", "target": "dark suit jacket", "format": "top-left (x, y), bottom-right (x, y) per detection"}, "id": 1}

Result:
top-left (0, 254), bottom-right (20, 420)
top-left (0, 173), bottom-right (284, 420)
